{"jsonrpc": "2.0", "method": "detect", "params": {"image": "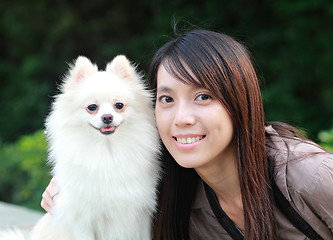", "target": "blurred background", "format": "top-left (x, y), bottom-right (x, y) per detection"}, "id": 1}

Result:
top-left (0, 0), bottom-right (332, 211)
